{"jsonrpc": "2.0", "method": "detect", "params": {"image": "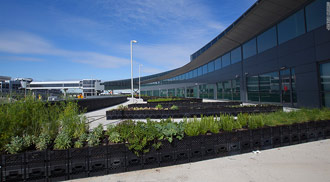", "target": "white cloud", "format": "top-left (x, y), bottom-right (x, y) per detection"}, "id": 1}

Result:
top-left (0, 56), bottom-right (44, 62)
top-left (0, 31), bottom-right (130, 68)
top-left (134, 44), bottom-right (193, 70)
